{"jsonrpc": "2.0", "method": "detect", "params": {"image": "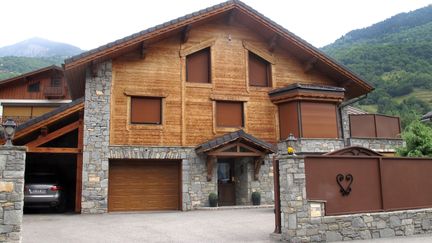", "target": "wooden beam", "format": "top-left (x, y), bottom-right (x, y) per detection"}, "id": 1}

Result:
top-left (268, 34), bottom-right (279, 52)
top-left (75, 111), bottom-right (84, 213)
top-left (140, 42), bottom-right (147, 59)
top-left (208, 151), bottom-right (263, 157)
top-left (181, 25), bottom-right (191, 43)
top-left (254, 156), bottom-right (265, 180)
top-left (206, 156), bottom-right (217, 181)
top-left (226, 9), bottom-right (236, 25)
top-left (13, 102), bottom-right (84, 141)
top-left (27, 147), bottom-right (80, 154)
top-left (25, 121), bottom-right (79, 148)
top-left (303, 57), bottom-right (318, 73)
